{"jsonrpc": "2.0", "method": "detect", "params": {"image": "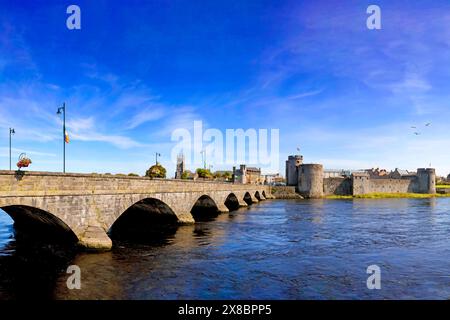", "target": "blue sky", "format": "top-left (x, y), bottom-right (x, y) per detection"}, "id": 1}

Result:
top-left (1, 0), bottom-right (450, 177)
